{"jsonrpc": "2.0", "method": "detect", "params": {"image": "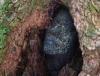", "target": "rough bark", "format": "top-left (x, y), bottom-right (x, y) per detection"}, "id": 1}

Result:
top-left (0, 0), bottom-right (100, 76)
top-left (68, 0), bottom-right (100, 76)
top-left (0, 0), bottom-right (62, 76)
